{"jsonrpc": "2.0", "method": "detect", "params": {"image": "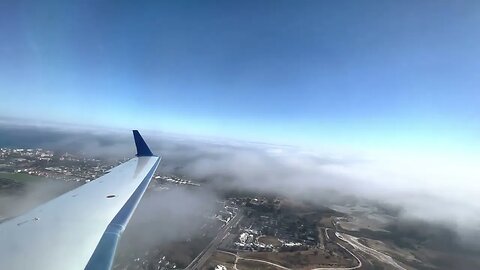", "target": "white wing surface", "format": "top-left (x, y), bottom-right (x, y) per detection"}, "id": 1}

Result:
top-left (0, 130), bottom-right (161, 270)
